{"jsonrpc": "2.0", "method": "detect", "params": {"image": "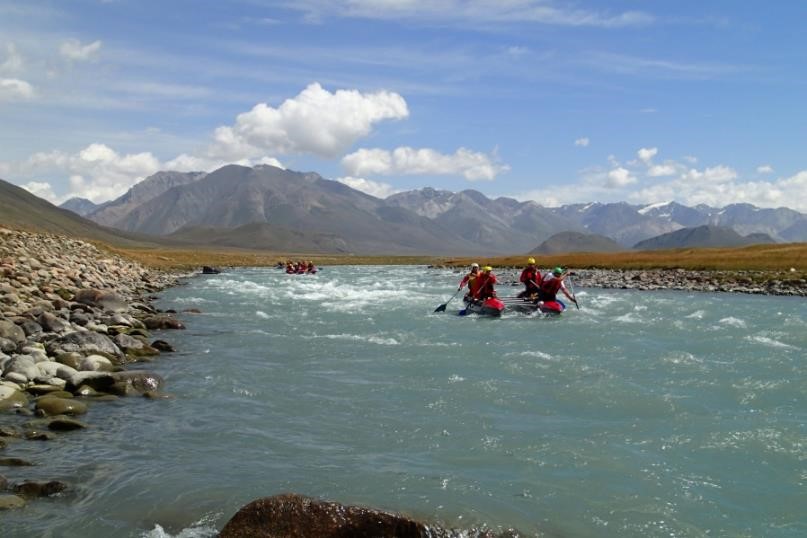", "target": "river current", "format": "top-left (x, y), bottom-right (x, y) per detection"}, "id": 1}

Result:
top-left (3, 266), bottom-right (805, 537)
